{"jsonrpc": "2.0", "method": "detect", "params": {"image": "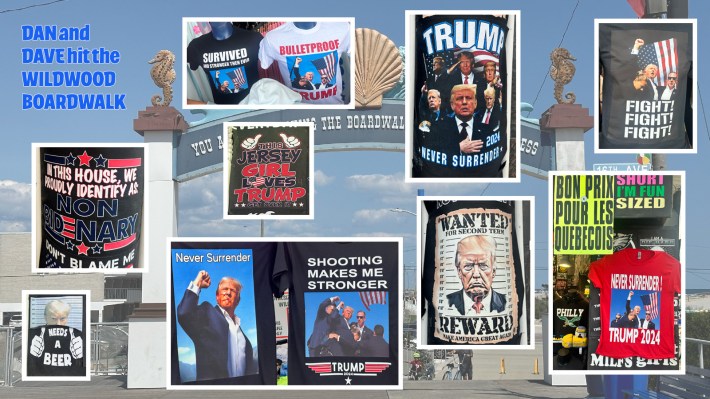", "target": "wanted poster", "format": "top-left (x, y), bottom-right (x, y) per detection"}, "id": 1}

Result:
top-left (431, 204), bottom-right (519, 344)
